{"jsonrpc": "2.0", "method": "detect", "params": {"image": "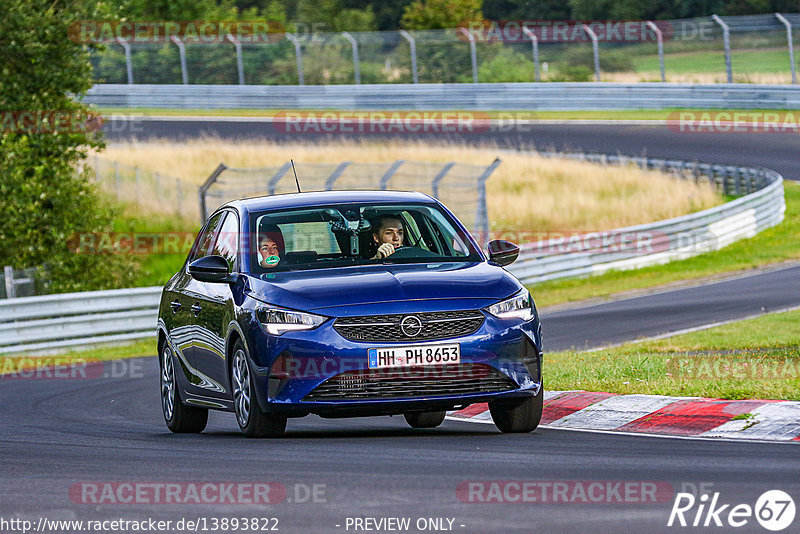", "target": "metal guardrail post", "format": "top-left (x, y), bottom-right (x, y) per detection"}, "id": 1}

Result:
top-left (170, 35), bottom-right (188, 85)
top-left (198, 163), bottom-right (228, 221)
top-left (116, 37), bottom-right (133, 84)
top-left (475, 158), bottom-right (501, 242)
top-left (285, 33), bottom-right (304, 85)
top-left (324, 162), bottom-right (351, 190)
top-left (399, 30), bottom-right (418, 84)
top-left (4, 266), bottom-right (15, 299)
top-left (711, 15), bottom-right (733, 83)
top-left (226, 33), bottom-right (245, 85)
top-left (459, 28), bottom-right (479, 83)
top-left (342, 32), bottom-right (361, 85)
top-left (378, 160), bottom-right (404, 190)
top-left (522, 27), bottom-right (540, 82)
top-left (582, 24), bottom-right (601, 82)
top-left (775, 13), bottom-right (797, 84)
top-left (431, 162), bottom-right (456, 199)
top-left (646, 21), bottom-right (666, 82)
top-left (267, 162), bottom-right (292, 195)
